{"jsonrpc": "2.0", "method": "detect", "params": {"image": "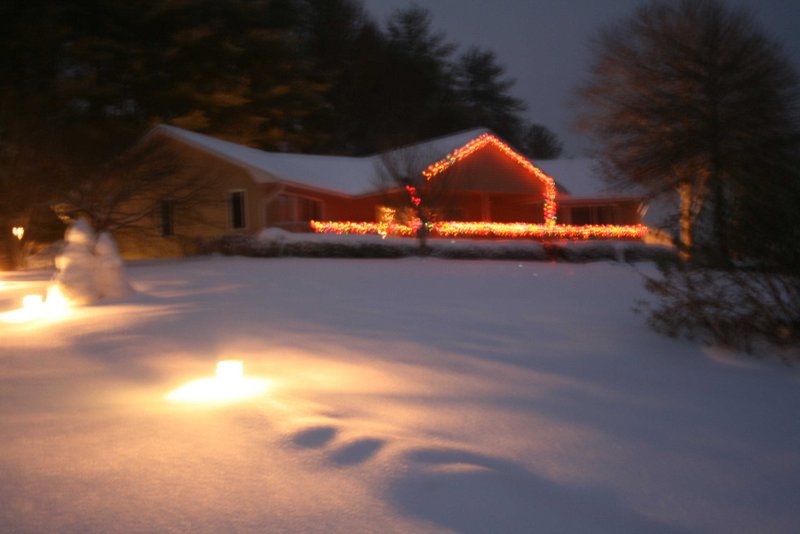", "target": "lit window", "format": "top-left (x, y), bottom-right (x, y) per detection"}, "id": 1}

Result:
top-left (596, 206), bottom-right (617, 224)
top-left (571, 207), bottom-right (593, 225)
